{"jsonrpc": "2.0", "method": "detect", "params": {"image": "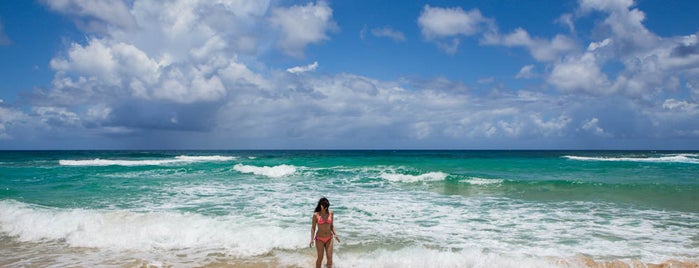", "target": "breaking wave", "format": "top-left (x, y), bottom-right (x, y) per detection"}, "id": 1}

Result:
top-left (380, 171), bottom-right (448, 183)
top-left (563, 154), bottom-right (699, 164)
top-left (59, 155), bottom-right (237, 166)
top-left (233, 164), bottom-right (297, 178)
